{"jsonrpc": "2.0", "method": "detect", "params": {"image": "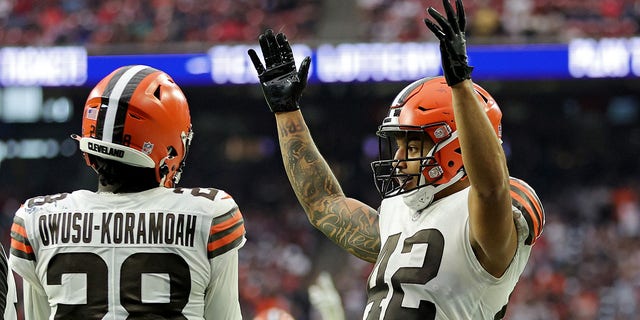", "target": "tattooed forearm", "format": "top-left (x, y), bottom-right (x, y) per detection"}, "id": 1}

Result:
top-left (279, 117), bottom-right (342, 207)
top-left (279, 117), bottom-right (304, 137)
top-left (275, 113), bottom-right (381, 262)
top-left (285, 139), bottom-right (341, 205)
top-left (312, 202), bottom-right (381, 262)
